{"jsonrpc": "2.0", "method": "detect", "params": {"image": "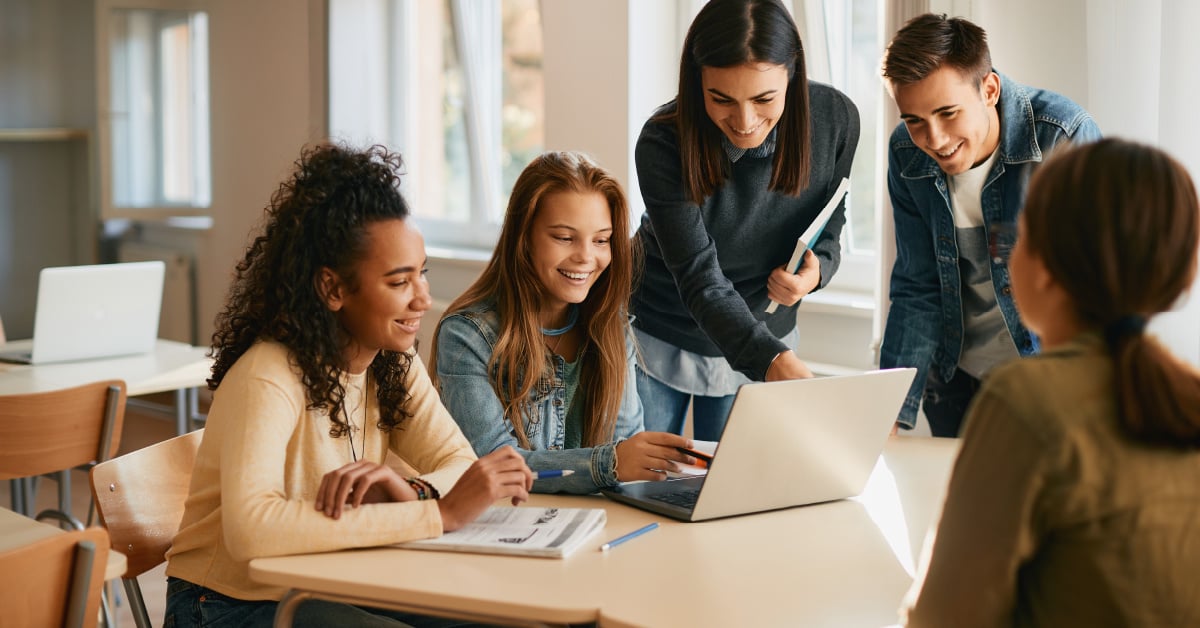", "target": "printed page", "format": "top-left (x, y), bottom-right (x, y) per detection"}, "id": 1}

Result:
top-left (398, 506), bottom-right (607, 558)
